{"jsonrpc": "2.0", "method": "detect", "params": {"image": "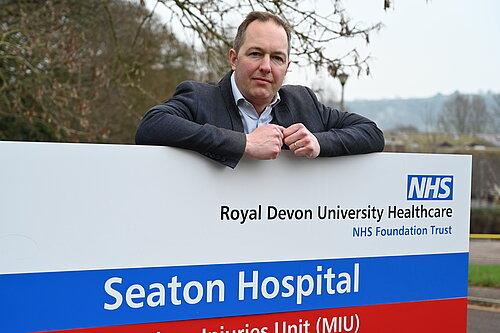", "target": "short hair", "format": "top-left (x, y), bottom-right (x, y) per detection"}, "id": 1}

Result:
top-left (233, 11), bottom-right (292, 56)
